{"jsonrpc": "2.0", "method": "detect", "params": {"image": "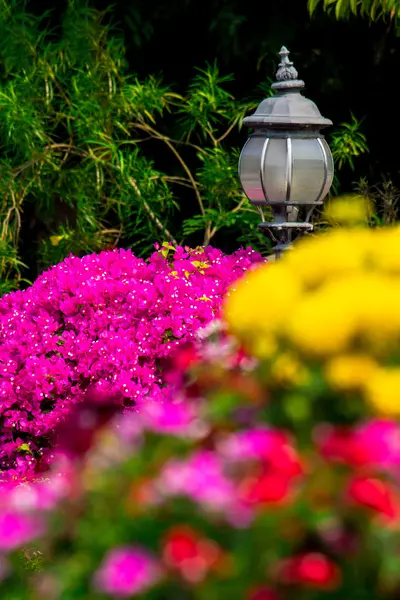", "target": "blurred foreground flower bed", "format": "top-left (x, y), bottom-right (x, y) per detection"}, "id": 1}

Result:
top-left (2, 226), bottom-right (400, 598)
